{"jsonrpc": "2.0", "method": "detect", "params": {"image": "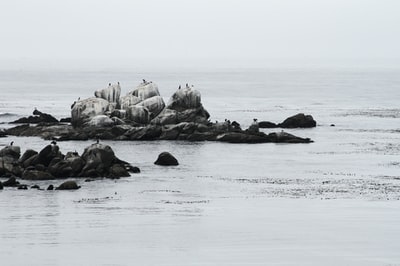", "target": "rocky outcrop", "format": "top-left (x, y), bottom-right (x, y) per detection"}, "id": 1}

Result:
top-left (95, 83), bottom-right (121, 108)
top-left (11, 109), bottom-right (58, 124)
top-left (278, 113), bottom-right (316, 128)
top-left (131, 82), bottom-right (161, 101)
top-left (0, 143), bottom-right (138, 181)
top-left (154, 152), bottom-right (179, 166)
top-left (71, 97), bottom-right (111, 127)
top-left (56, 180), bottom-right (81, 190)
